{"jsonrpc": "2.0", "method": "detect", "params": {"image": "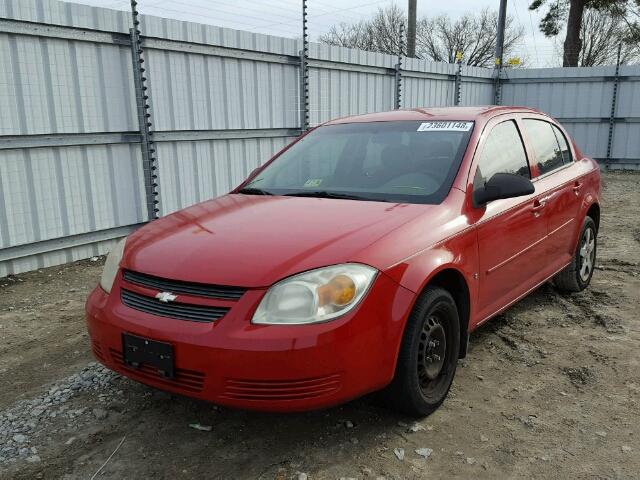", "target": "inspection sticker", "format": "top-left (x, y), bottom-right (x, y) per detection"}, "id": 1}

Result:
top-left (304, 178), bottom-right (323, 187)
top-left (417, 121), bottom-right (473, 132)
